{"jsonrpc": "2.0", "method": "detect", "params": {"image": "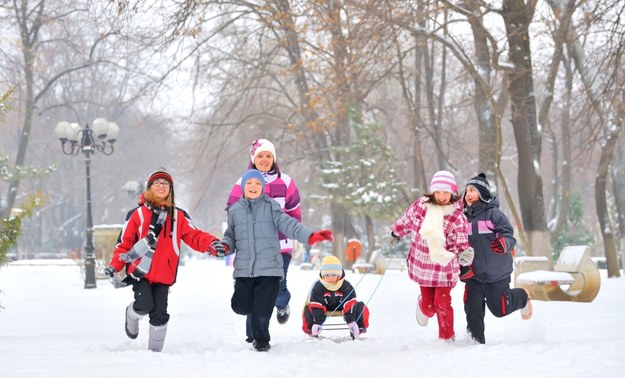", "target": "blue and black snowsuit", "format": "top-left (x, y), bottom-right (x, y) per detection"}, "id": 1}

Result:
top-left (463, 197), bottom-right (530, 344)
